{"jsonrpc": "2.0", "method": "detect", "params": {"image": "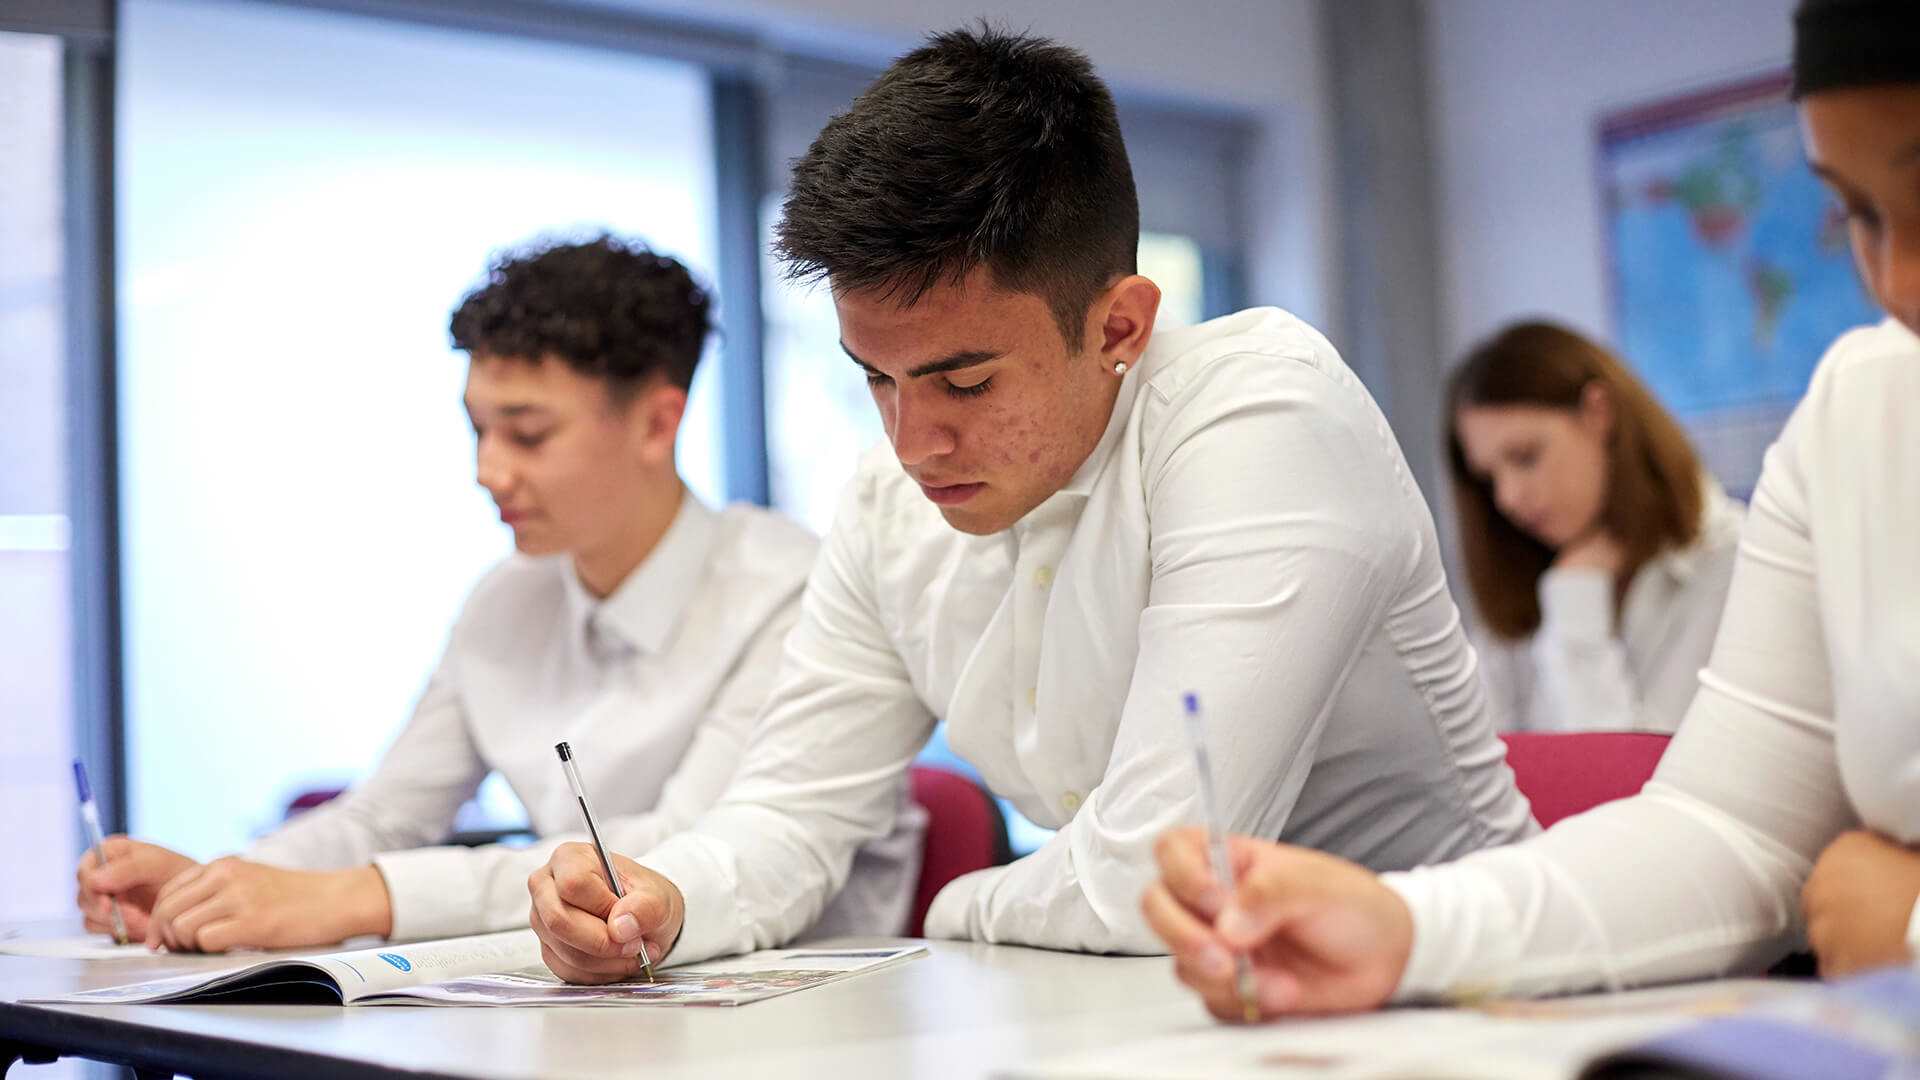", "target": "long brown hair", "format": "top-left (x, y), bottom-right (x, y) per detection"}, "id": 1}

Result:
top-left (1446, 321), bottom-right (1705, 640)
